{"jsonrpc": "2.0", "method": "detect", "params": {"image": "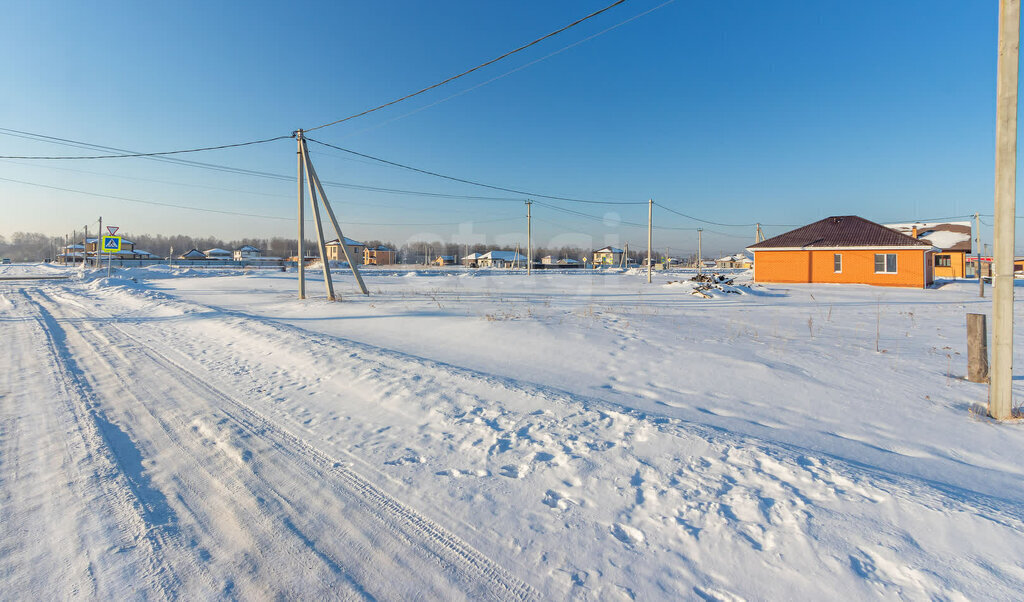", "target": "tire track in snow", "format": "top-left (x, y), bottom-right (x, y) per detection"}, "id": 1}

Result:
top-left (91, 283), bottom-right (1024, 524)
top-left (16, 288), bottom-right (181, 599)
top-left (31, 286), bottom-right (538, 601)
top-left (58, 281), bottom-right (1024, 598)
